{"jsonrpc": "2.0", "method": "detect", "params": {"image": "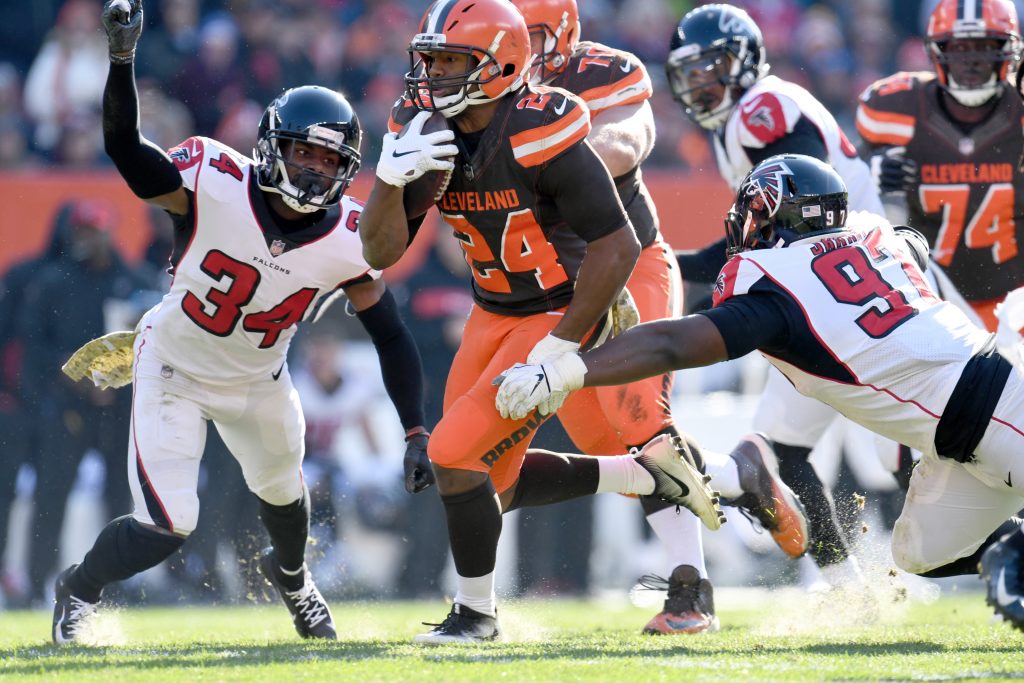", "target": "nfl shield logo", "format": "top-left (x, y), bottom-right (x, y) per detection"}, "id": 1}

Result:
top-left (959, 137), bottom-right (975, 156)
top-left (270, 239), bottom-right (286, 257)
